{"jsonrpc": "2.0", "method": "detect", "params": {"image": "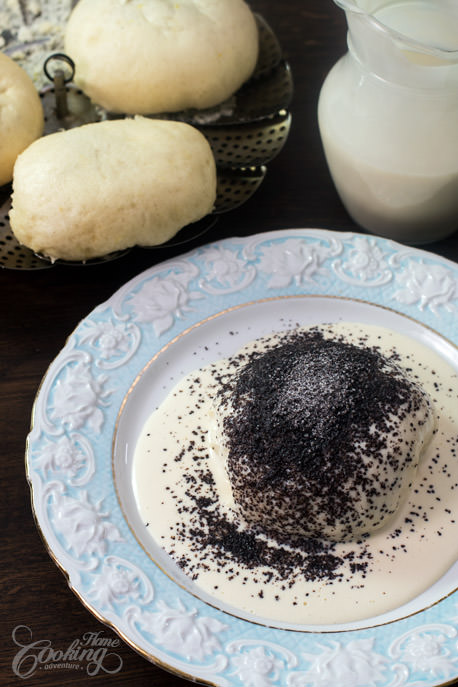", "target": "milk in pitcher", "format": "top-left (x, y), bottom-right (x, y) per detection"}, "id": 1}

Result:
top-left (318, 0), bottom-right (458, 243)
